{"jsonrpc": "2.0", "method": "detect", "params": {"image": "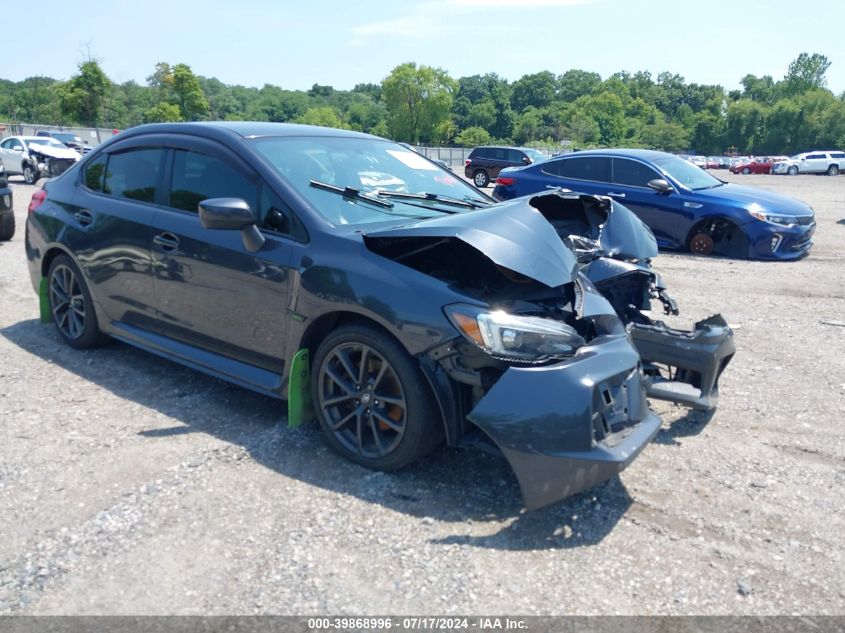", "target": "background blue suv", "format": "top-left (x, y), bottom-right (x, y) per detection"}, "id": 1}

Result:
top-left (492, 149), bottom-right (816, 260)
